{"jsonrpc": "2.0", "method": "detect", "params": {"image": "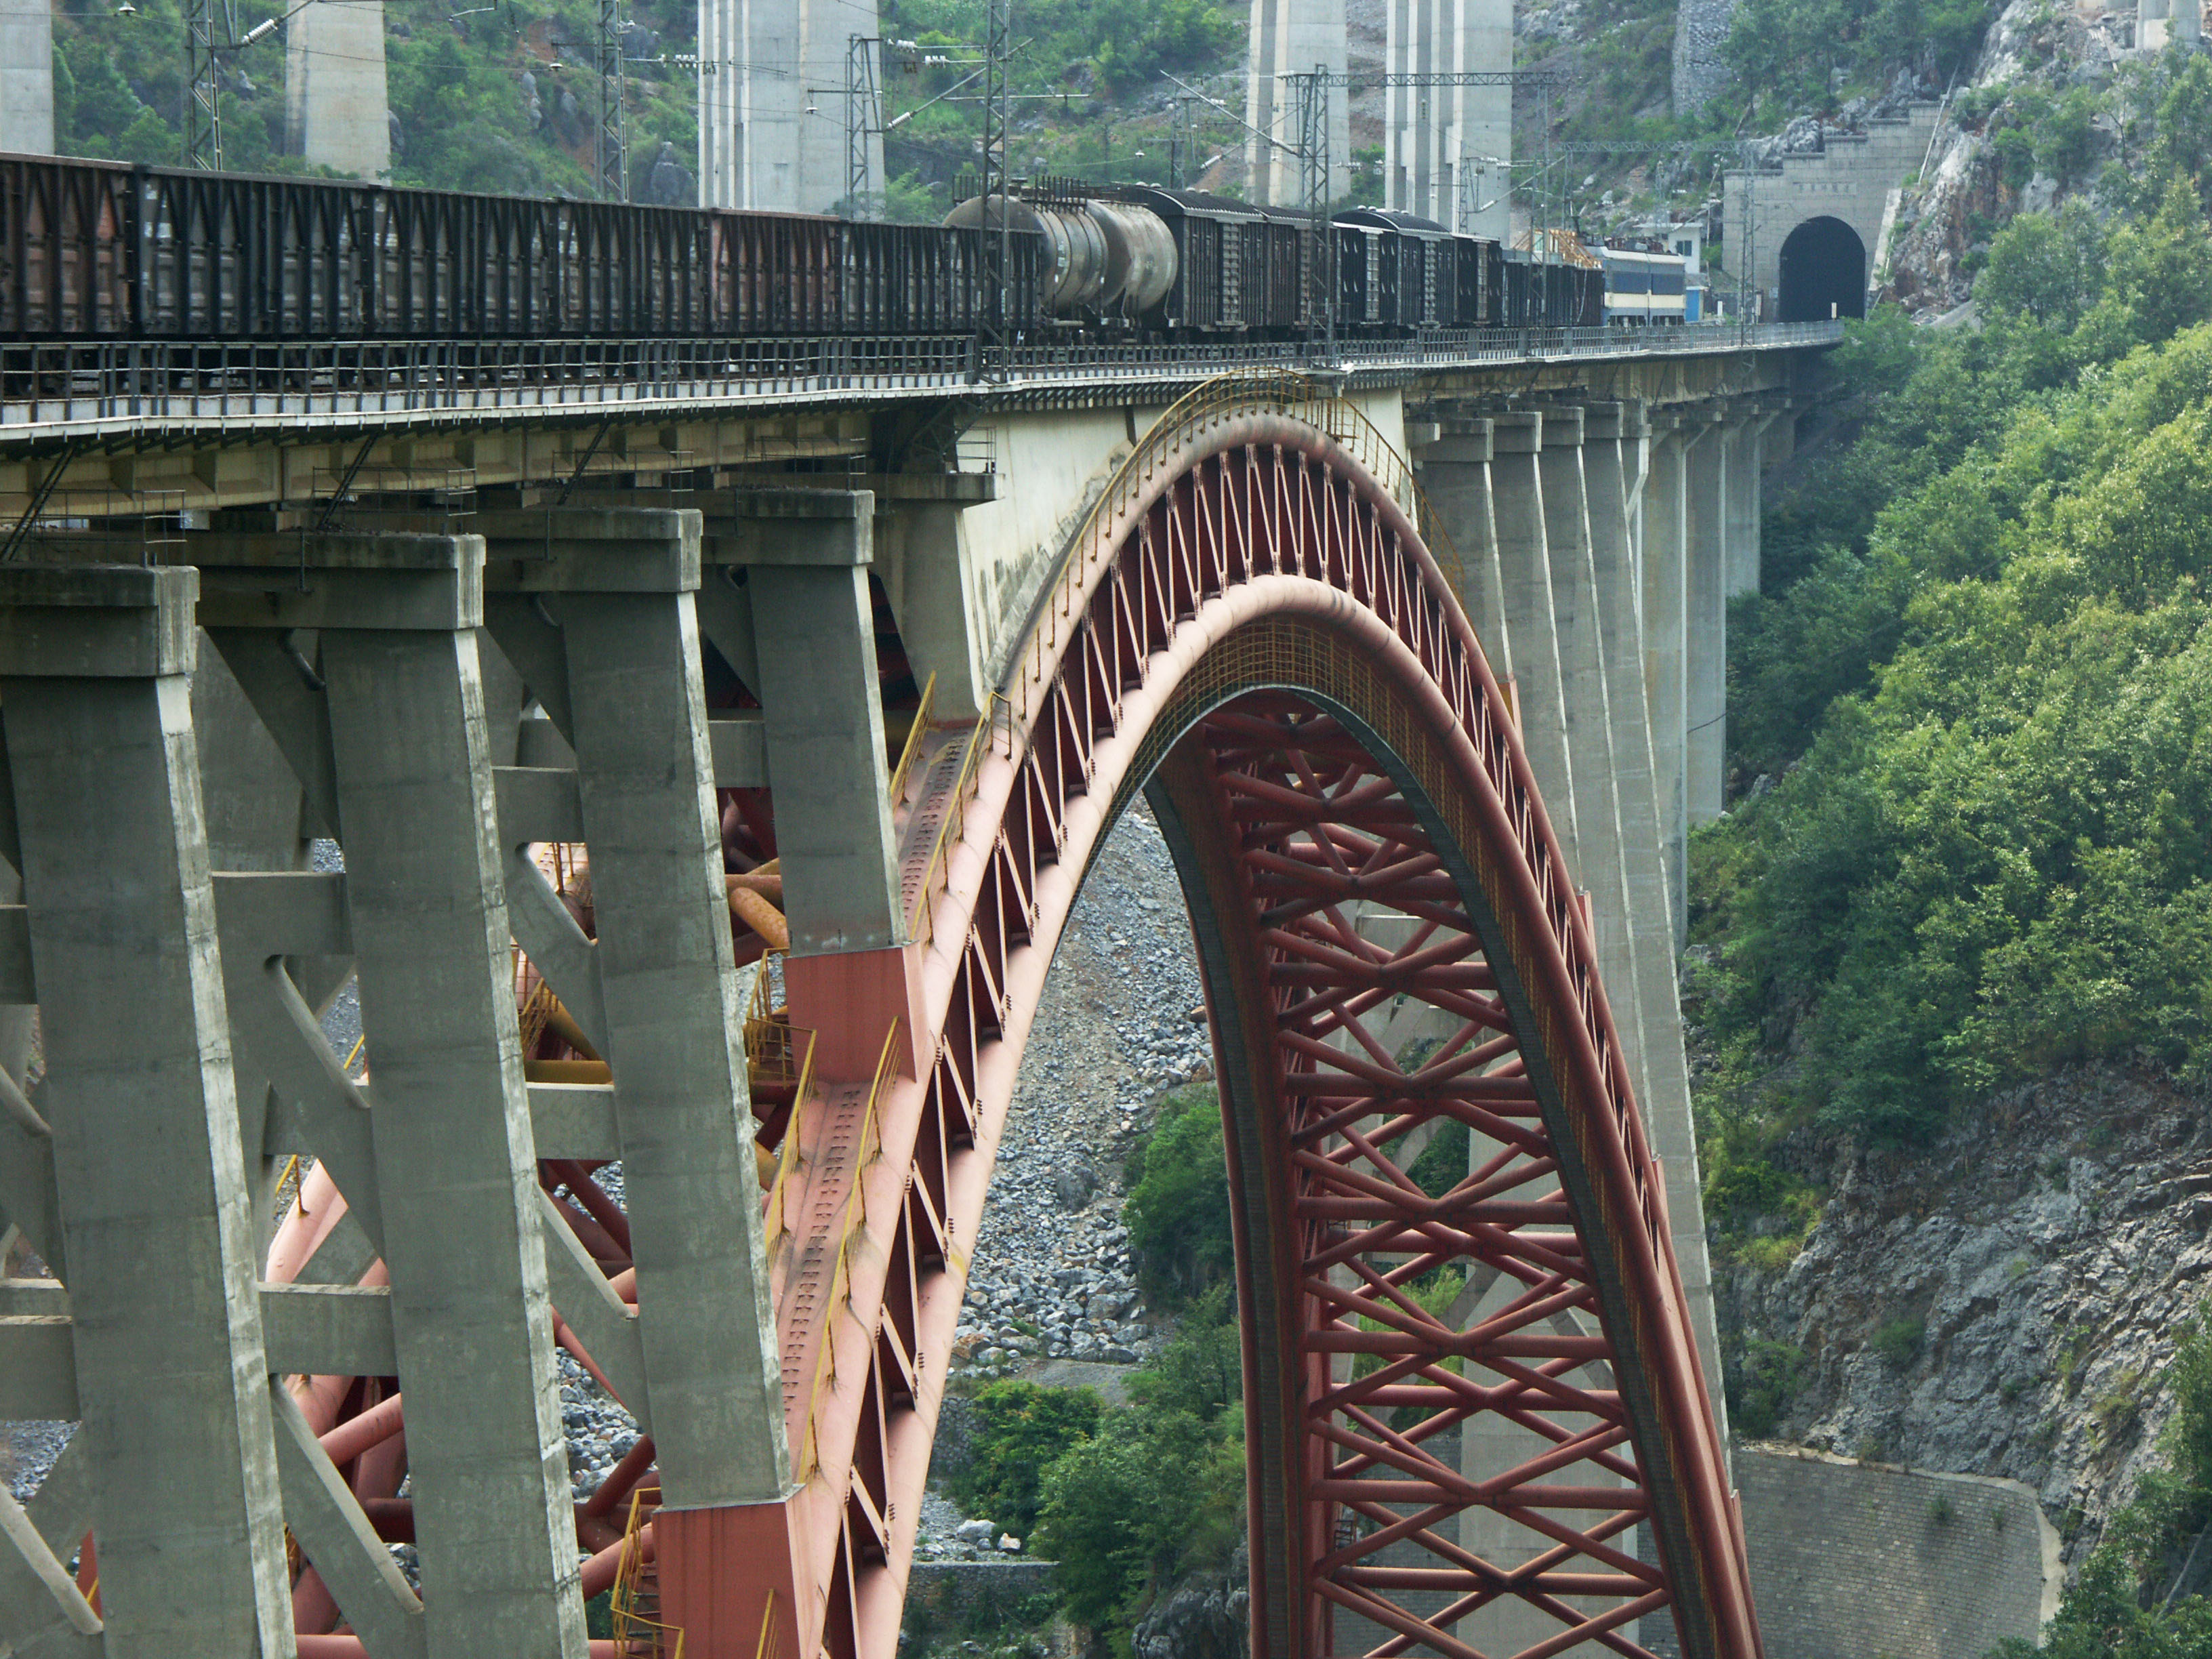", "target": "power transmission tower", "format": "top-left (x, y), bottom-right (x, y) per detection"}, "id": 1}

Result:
top-left (974, 0), bottom-right (1012, 380)
top-left (1288, 64), bottom-right (1332, 358)
top-left (1169, 95), bottom-right (1201, 188)
top-left (598, 0), bottom-right (627, 199)
top-left (185, 0), bottom-right (232, 169)
top-left (846, 35), bottom-right (883, 218)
